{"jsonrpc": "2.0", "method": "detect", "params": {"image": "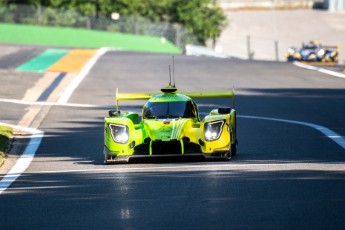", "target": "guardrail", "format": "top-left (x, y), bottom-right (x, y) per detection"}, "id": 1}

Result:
top-left (326, 0), bottom-right (345, 11)
top-left (218, 0), bottom-right (345, 11)
top-left (185, 45), bottom-right (229, 58)
top-left (218, 0), bottom-right (318, 10)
